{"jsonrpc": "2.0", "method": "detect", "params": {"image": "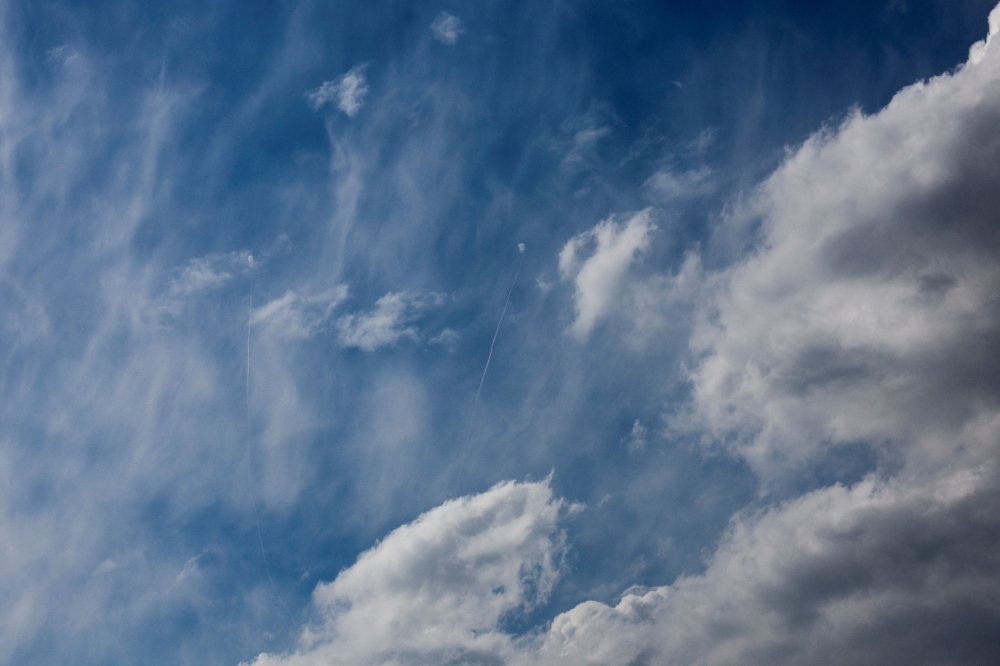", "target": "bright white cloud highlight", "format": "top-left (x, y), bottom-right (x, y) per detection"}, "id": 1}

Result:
top-left (559, 210), bottom-right (654, 339)
top-left (430, 12), bottom-right (465, 44)
top-left (247, 479), bottom-right (565, 666)
top-left (307, 65), bottom-right (369, 117)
